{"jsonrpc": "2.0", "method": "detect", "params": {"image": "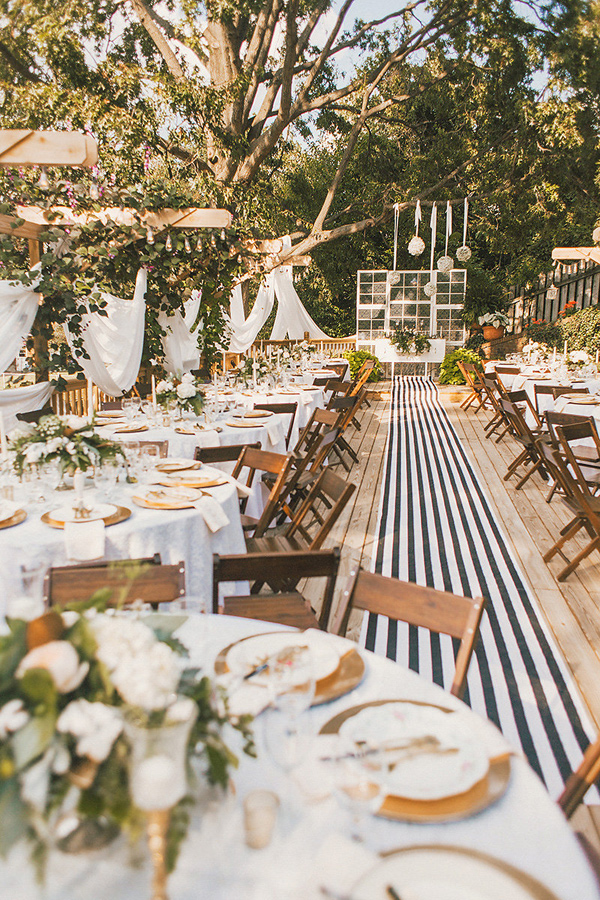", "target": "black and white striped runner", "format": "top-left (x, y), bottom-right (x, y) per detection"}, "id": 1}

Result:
top-left (361, 376), bottom-right (596, 798)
